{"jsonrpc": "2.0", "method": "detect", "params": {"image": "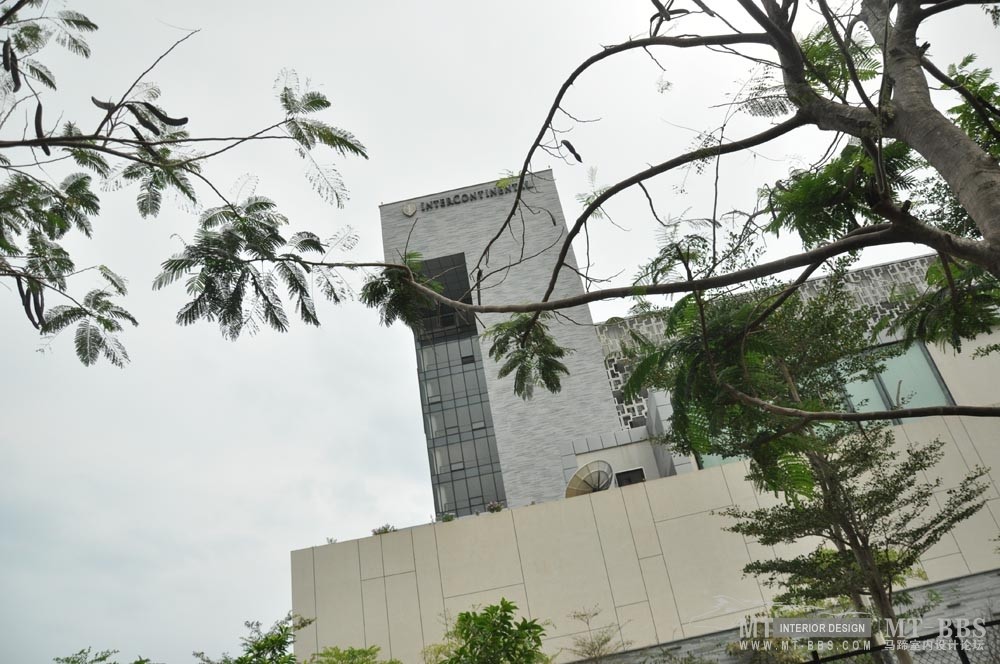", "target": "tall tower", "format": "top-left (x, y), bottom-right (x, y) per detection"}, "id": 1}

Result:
top-left (379, 171), bottom-right (621, 517)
